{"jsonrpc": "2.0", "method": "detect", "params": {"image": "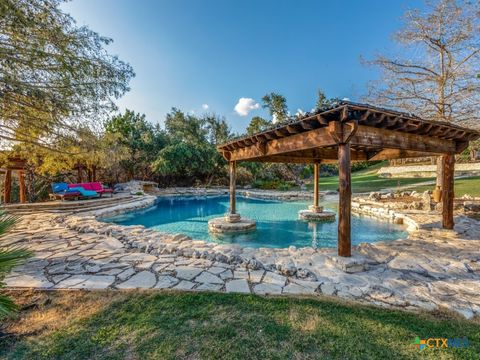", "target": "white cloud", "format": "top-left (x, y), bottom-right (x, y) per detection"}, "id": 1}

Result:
top-left (202, 104), bottom-right (209, 110)
top-left (234, 97), bottom-right (260, 116)
top-left (272, 113), bottom-right (279, 124)
top-left (295, 108), bottom-right (305, 117)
